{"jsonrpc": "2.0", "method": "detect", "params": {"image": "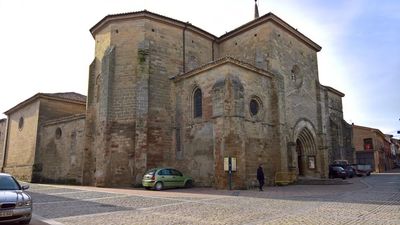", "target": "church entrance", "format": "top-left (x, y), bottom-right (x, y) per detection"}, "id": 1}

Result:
top-left (295, 127), bottom-right (317, 177)
top-left (296, 139), bottom-right (304, 176)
